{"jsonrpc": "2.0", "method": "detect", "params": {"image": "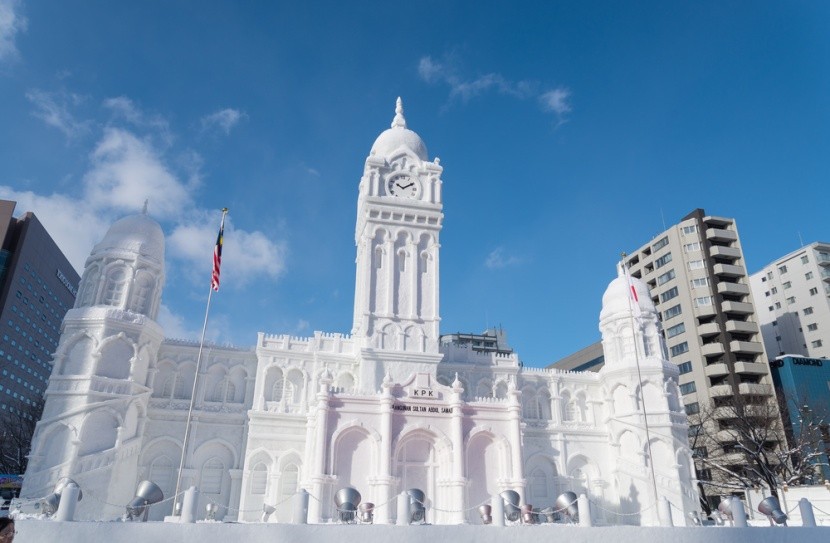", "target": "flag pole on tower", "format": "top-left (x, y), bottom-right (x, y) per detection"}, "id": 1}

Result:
top-left (173, 207), bottom-right (229, 515)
